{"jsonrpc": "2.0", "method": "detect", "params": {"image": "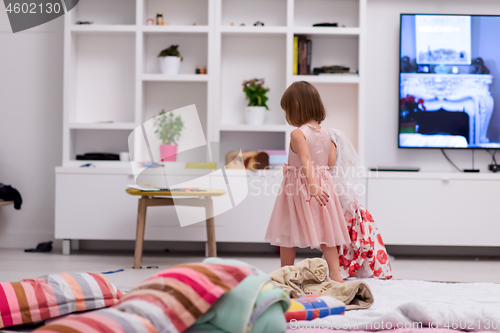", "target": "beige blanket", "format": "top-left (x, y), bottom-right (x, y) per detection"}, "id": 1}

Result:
top-left (269, 258), bottom-right (374, 310)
